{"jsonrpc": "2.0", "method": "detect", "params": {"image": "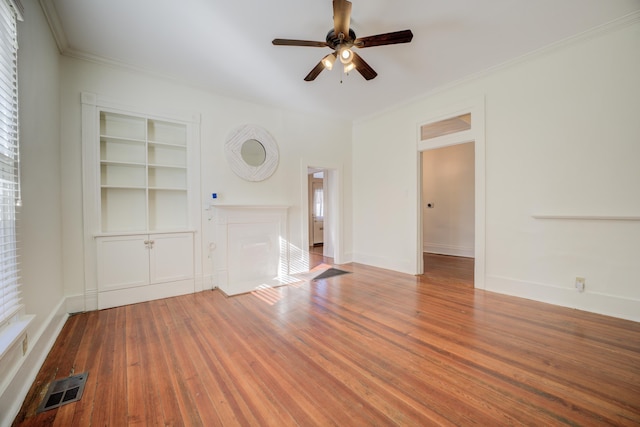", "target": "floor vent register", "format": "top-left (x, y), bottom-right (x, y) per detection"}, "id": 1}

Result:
top-left (37, 372), bottom-right (88, 413)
